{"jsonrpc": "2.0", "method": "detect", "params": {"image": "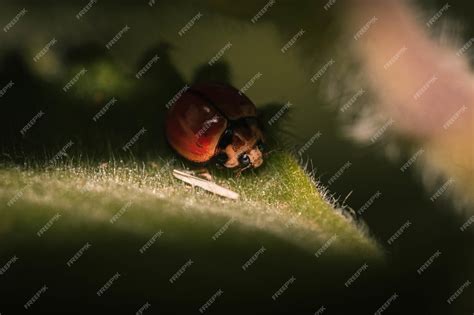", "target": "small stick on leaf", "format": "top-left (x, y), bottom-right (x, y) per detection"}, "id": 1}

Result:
top-left (172, 169), bottom-right (239, 200)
